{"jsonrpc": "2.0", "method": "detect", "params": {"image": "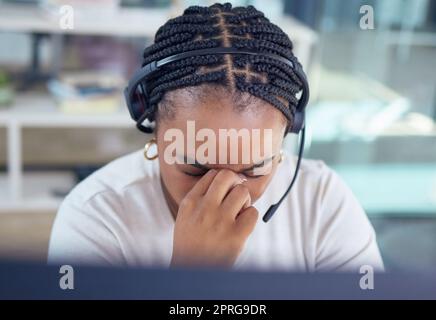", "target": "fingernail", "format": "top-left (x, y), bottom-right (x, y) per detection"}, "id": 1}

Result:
top-left (238, 174), bottom-right (247, 182)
